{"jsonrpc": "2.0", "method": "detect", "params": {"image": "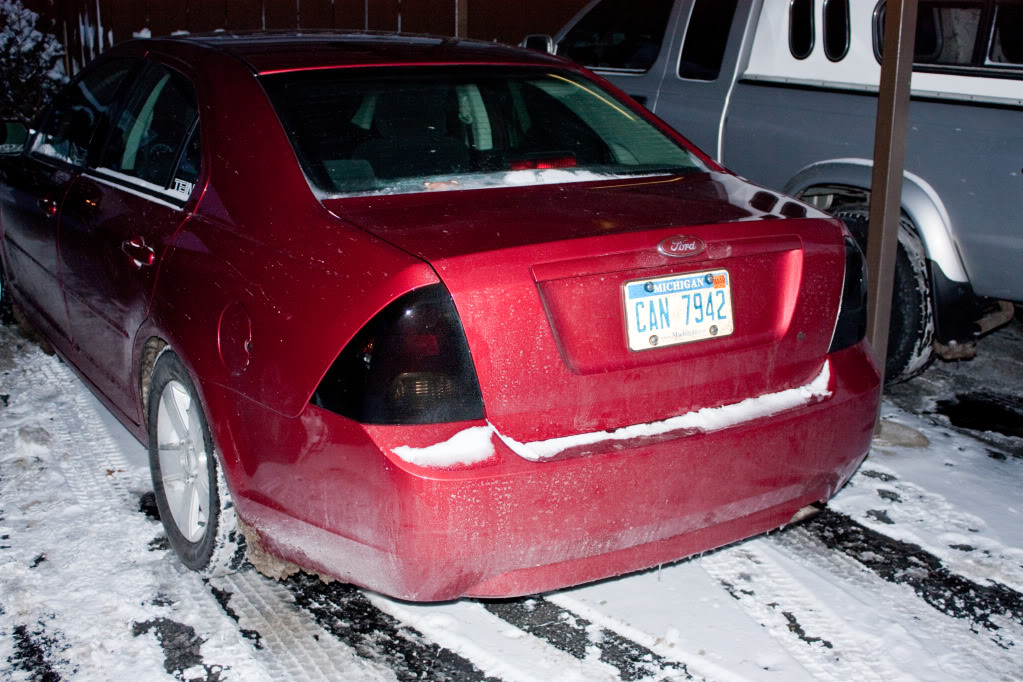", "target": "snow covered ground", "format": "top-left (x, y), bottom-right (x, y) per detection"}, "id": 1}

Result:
top-left (1, 318), bottom-right (1021, 681)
